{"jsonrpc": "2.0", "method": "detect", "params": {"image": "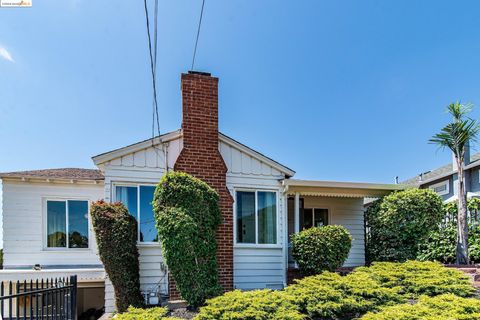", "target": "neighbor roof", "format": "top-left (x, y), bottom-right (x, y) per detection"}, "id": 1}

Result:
top-left (402, 152), bottom-right (480, 186)
top-left (0, 168), bottom-right (104, 181)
